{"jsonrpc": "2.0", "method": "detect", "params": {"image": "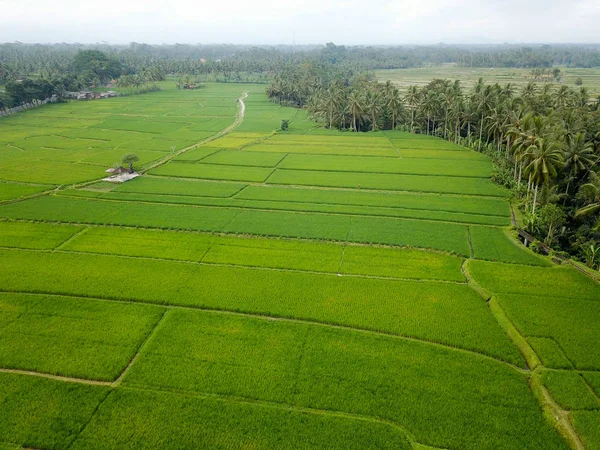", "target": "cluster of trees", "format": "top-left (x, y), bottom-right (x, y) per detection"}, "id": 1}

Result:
top-left (3, 43), bottom-right (600, 88)
top-left (0, 50), bottom-right (166, 108)
top-left (267, 67), bottom-right (600, 267)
